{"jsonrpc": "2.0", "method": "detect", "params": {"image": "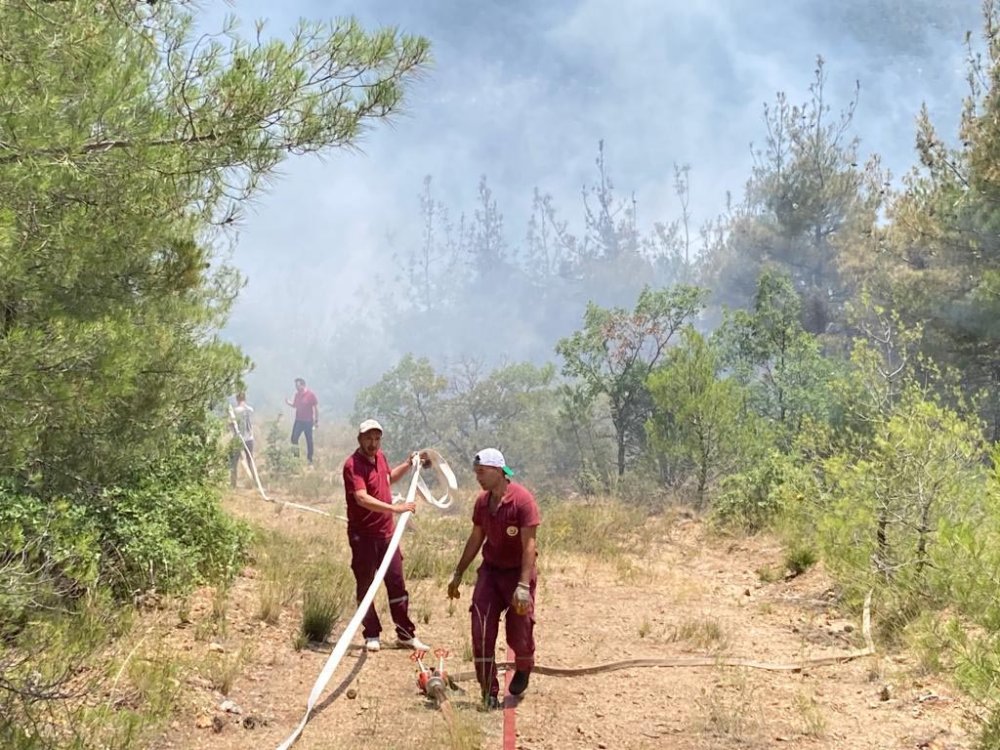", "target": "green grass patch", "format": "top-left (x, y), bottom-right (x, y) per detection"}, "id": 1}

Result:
top-left (784, 545), bottom-right (818, 576)
top-left (668, 615), bottom-right (729, 651)
top-left (301, 568), bottom-right (352, 643)
top-left (537, 498), bottom-right (651, 558)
